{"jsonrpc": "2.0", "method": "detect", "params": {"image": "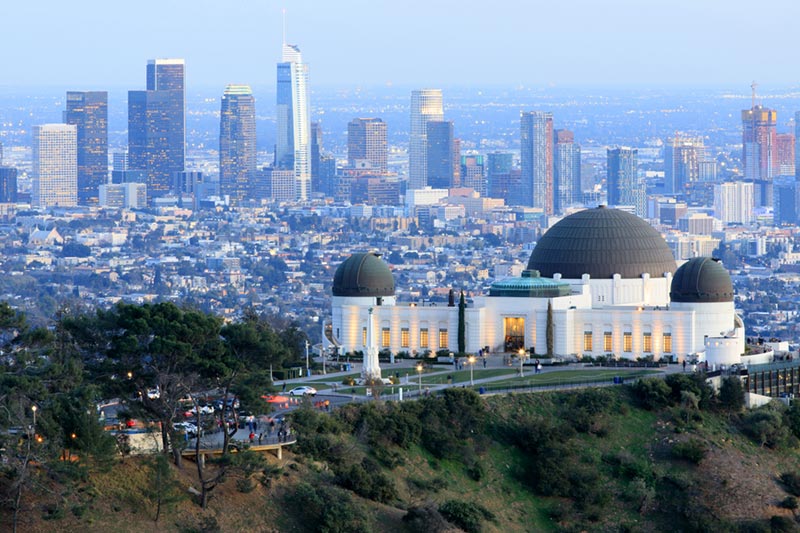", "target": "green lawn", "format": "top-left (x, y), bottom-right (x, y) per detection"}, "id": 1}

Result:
top-left (484, 368), bottom-right (661, 388)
